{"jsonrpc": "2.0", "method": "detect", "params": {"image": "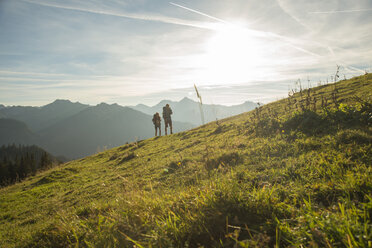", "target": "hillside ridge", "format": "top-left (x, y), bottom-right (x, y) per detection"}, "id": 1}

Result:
top-left (0, 74), bottom-right (371, 247)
